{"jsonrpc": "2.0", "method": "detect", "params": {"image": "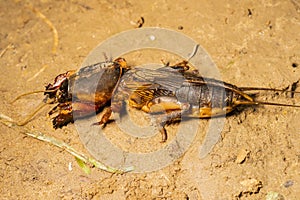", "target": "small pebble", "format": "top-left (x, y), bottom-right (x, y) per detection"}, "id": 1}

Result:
top-left (240, 178), bottom-right (262, 194)
top-left (68, 162), bottom-right (73, 171)
top-left (149, 35), bottom-right (156, 41)
top-left (266, 191), bottom-right (285, 200)
top-left (283, 180), bottom-right (293, 188)
top-left (236, 149), bottom-right (250, 164)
